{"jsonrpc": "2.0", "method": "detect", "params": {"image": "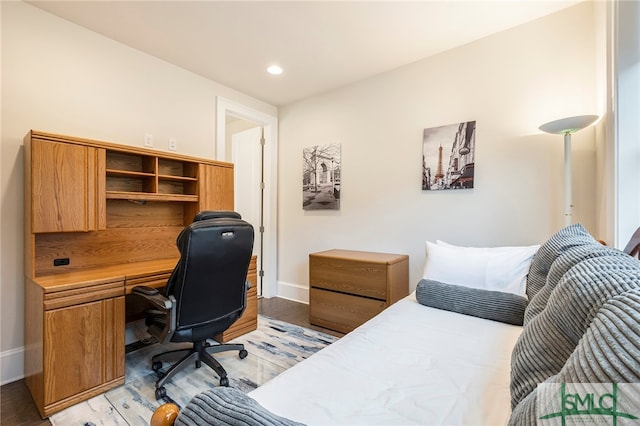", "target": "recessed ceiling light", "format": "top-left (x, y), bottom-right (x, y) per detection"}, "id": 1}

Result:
top-left (267, 65), bottom-right (283, 75)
